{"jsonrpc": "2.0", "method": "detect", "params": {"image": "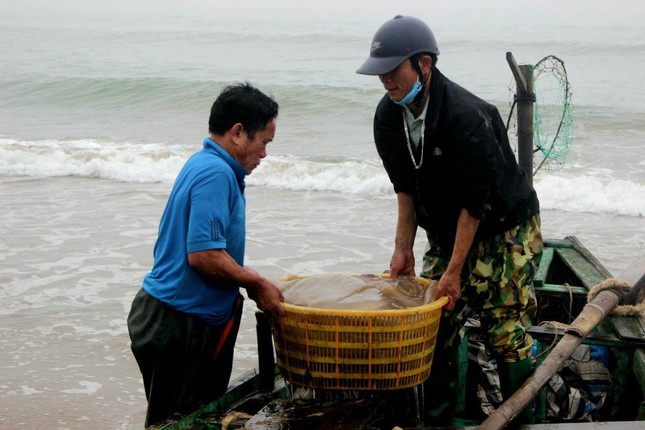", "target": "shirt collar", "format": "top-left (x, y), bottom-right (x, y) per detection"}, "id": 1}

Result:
top-left (203, 137), bottom-right (247, 186)
top-left (402, 95), bottom-right (430, 125)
